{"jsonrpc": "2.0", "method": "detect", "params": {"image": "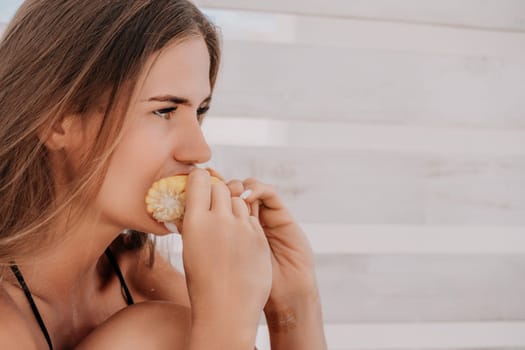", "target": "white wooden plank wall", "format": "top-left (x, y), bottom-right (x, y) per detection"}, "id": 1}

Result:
top-left (195, 0), bottom-right (525, 31)
top-left (192, 1), bottom-right (525, 349)
top-left (2, 1), bottom-right (525, 349)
